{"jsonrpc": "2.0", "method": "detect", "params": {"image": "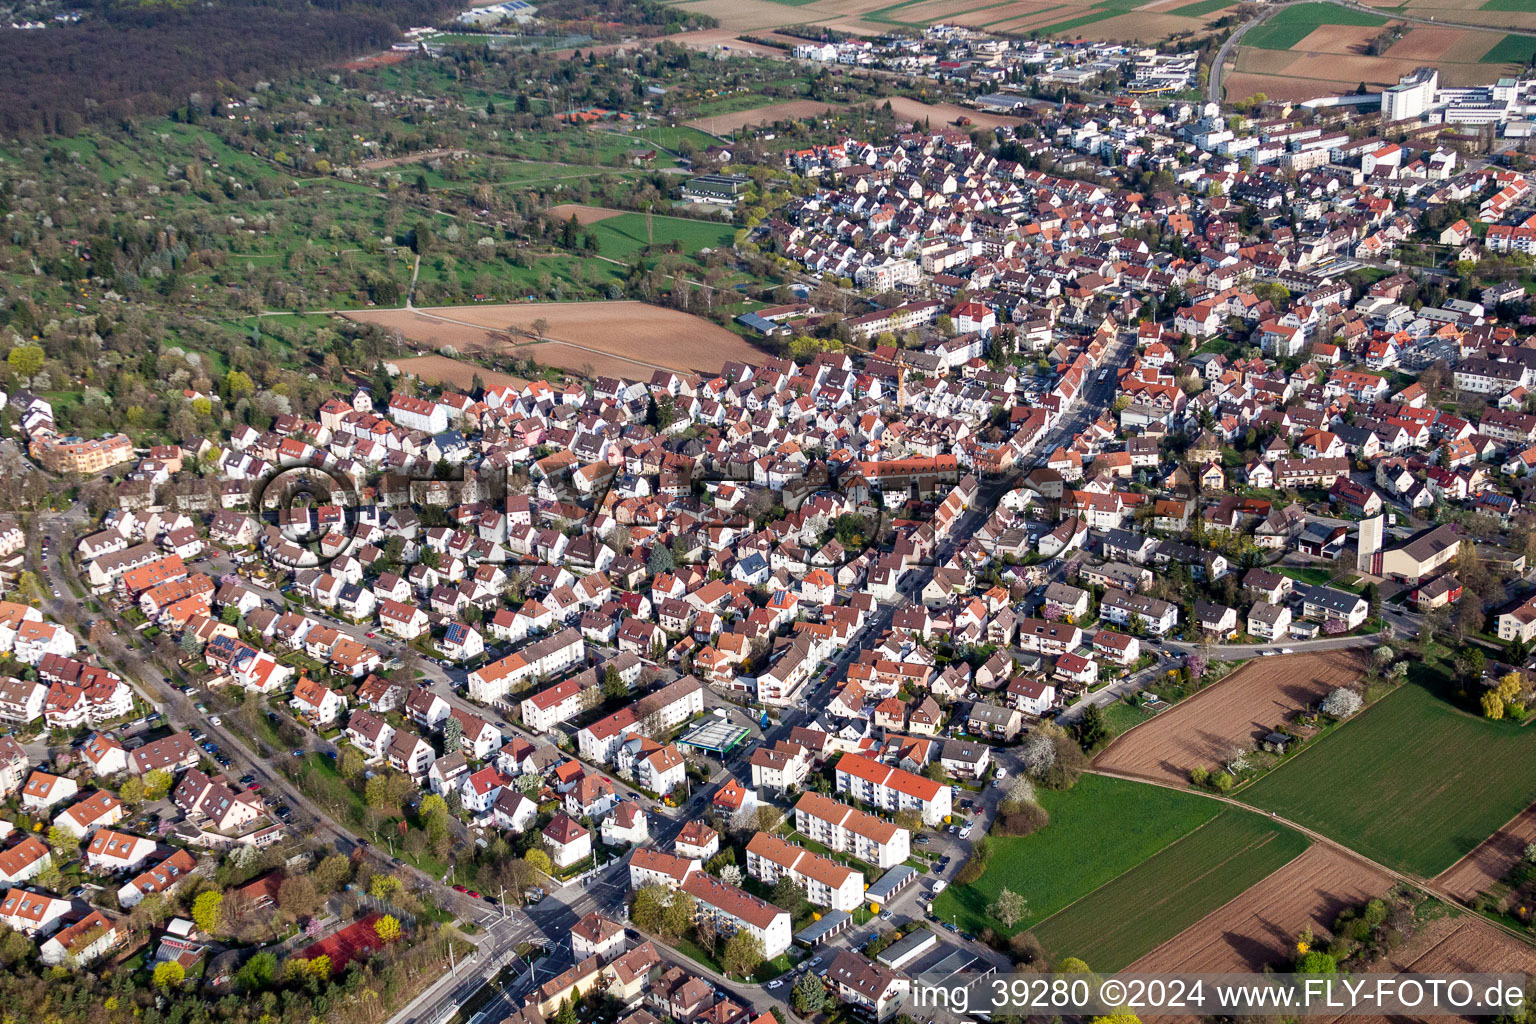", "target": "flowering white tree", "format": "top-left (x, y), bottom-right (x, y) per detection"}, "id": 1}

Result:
top-left (718, 864), bottom-right (744, 887)
top-left (1322, 687), bottom-right (1363, 718)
